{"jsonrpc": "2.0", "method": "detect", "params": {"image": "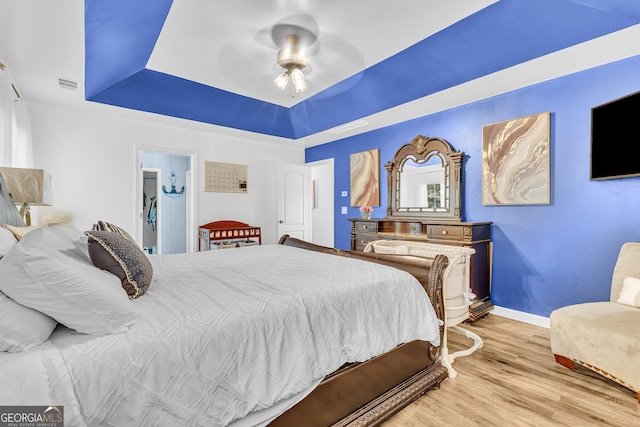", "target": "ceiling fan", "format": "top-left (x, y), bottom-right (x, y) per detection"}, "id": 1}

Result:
top-left (217, 12), bottom-right (364, 104)
top-left (271, 14), bottom-right (319, 93)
